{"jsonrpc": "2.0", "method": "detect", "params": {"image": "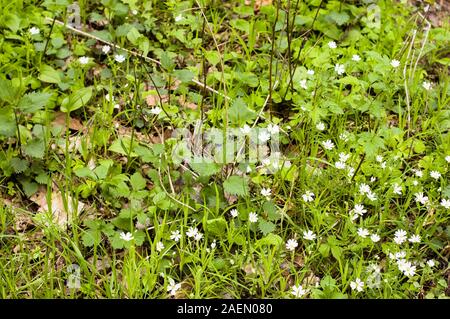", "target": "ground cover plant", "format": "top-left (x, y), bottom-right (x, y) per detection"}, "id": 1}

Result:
top-left (0, 0), bottom-right (449, 299)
